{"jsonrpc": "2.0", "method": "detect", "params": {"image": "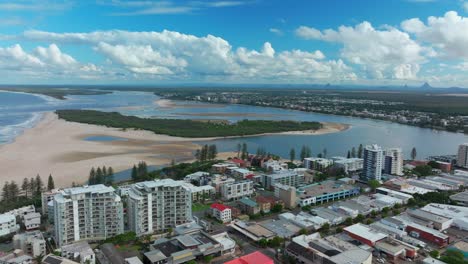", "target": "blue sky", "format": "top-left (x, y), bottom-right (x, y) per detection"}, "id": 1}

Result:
top-left (1, 0), bottom-right (468, 86)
